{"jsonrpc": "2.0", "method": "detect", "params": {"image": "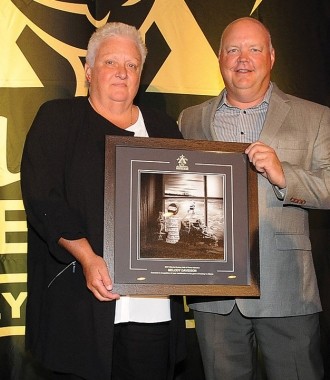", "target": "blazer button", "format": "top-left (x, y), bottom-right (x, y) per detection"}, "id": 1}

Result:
top-left (290, 197), bottom-right (306, 205)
